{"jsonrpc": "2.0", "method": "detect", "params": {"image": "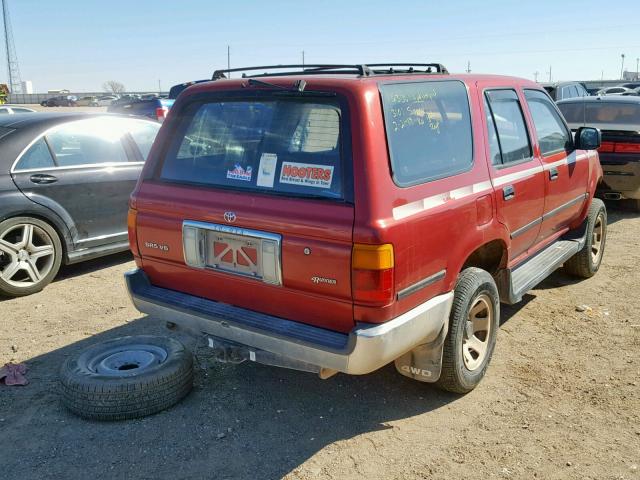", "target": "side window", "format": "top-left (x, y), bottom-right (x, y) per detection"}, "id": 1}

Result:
top-left (125, 120), bottom-right (160, 160)
top-left (524, 89), bottom-right (571, 156)
top-left (379, 80), bottom-right (473, 186)
top-left (484, 98), bottom-right (502, 165)
top-left (46, 120), bottom-right (128, 167)
top-left (569, 86), bottom-right (579, 98)
top-left (15, 138), bottom-right (56, 170)
top-left (484, 89), bottom-right (532, 165)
